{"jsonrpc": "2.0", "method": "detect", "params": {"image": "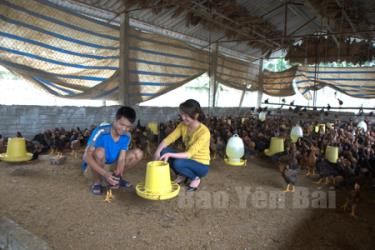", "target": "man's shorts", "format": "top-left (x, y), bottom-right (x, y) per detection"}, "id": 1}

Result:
top-left (81, 146), bottom-right (117, 180)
